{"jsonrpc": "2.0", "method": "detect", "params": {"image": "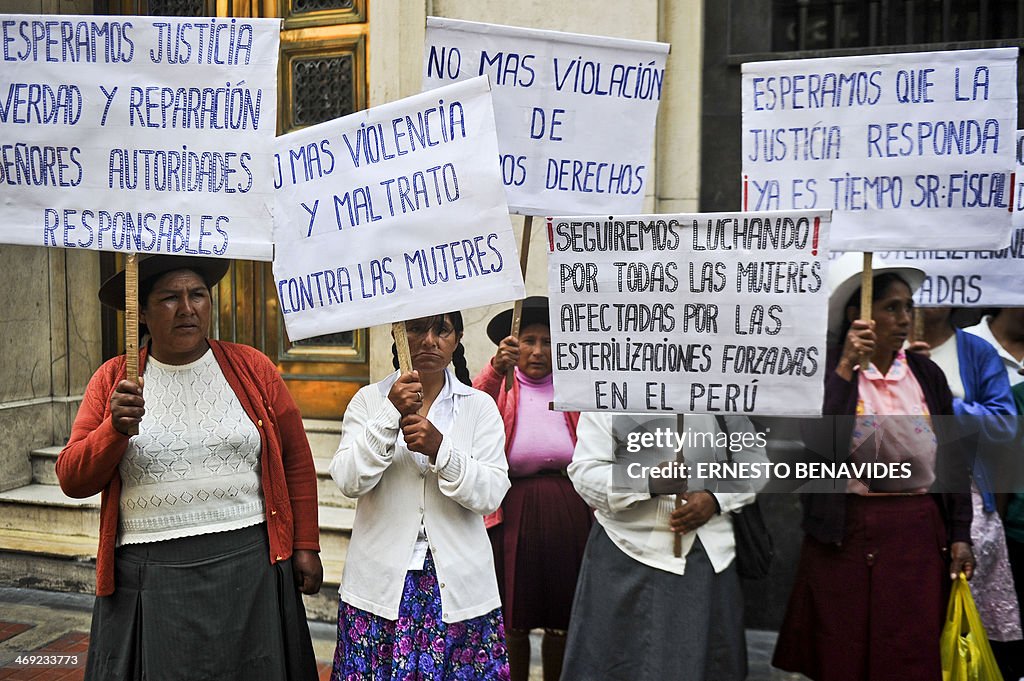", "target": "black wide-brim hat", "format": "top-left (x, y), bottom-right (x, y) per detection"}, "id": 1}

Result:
top-left (486, 296), bottom-right (551, 344)
top-left (98, 255), bottom-right (231, 311)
